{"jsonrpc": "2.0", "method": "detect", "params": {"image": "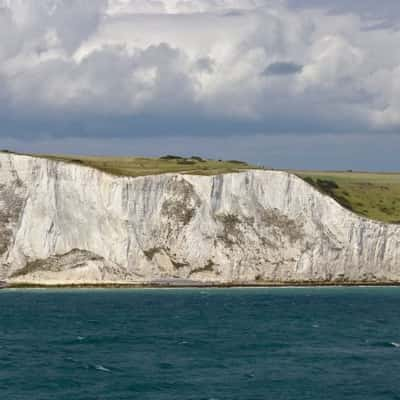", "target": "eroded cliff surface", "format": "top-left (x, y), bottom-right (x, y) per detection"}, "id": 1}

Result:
top-left (0, 152), bottom-right (399, 285)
